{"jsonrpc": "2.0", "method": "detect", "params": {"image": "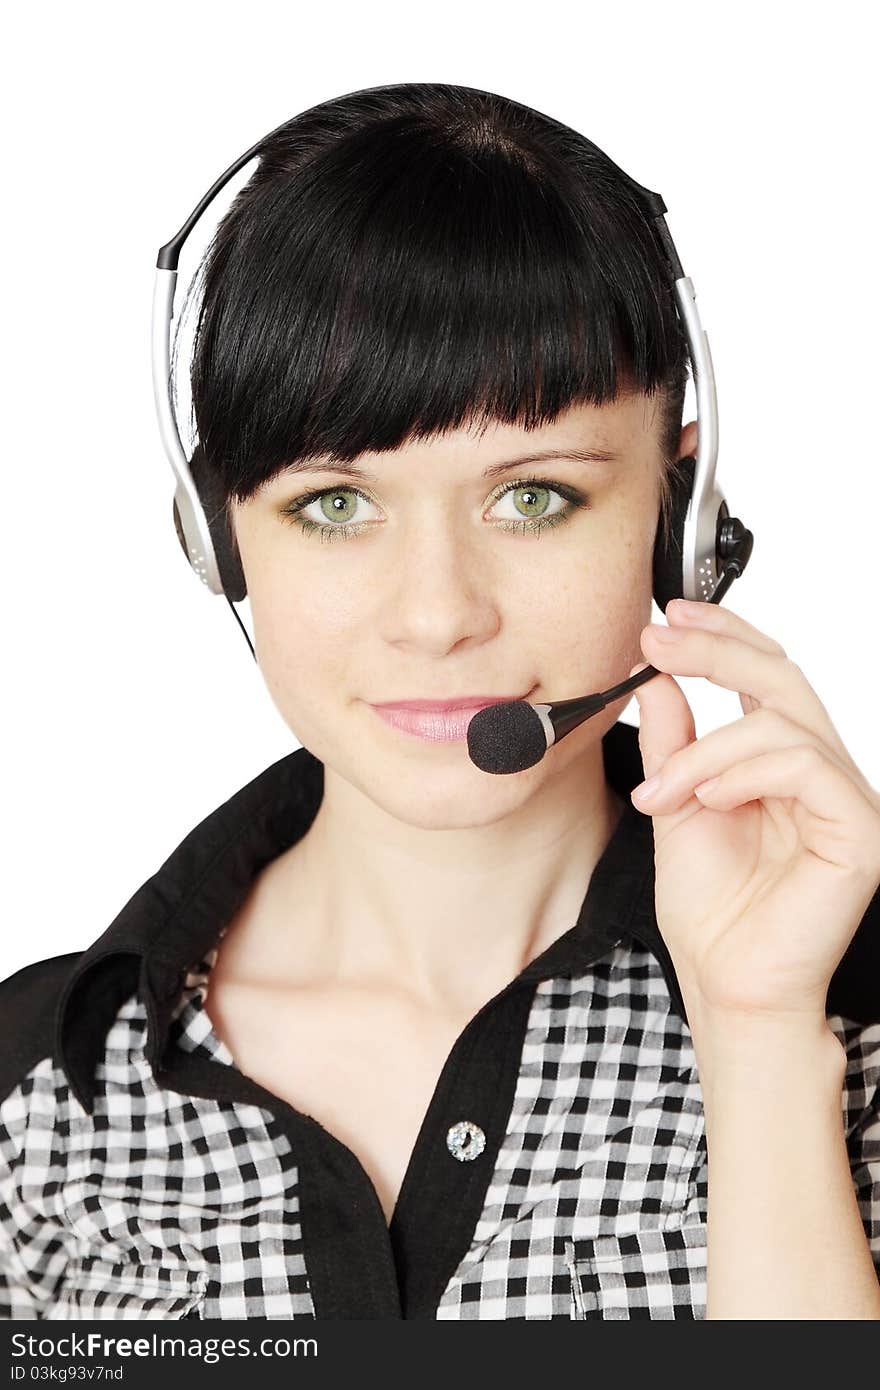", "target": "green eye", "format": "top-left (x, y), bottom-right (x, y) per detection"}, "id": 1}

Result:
top-left (317, 490), bottom-right (360, 524)
top-left (280, 486), bottom-right (376, 541)
top-left (497, 484), bottom-right (554, 520)
top-left (487, 479), bottom-right (588, 535)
